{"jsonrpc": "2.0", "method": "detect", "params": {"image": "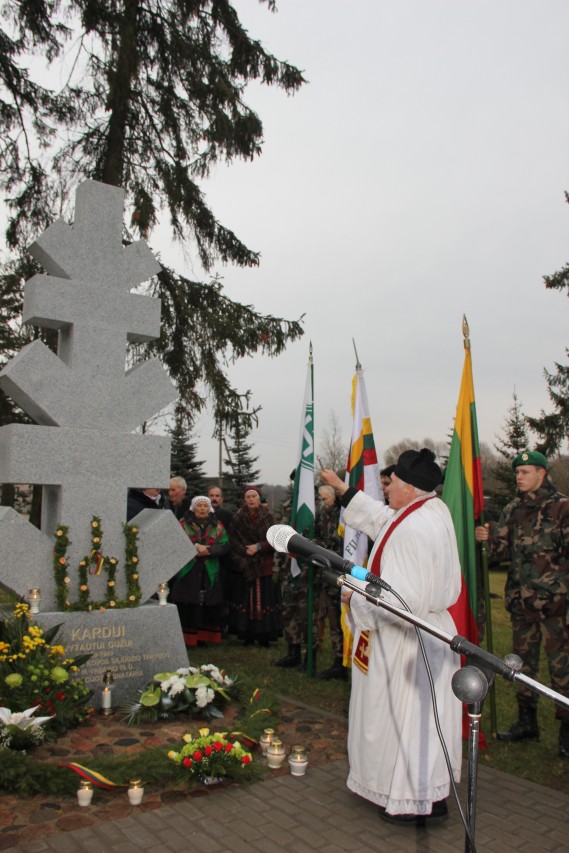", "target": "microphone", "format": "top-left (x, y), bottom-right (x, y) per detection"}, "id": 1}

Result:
top-left (267, 525), bottom-right (391, 593)
top-left (267, 524), bottom-right (355, 574)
